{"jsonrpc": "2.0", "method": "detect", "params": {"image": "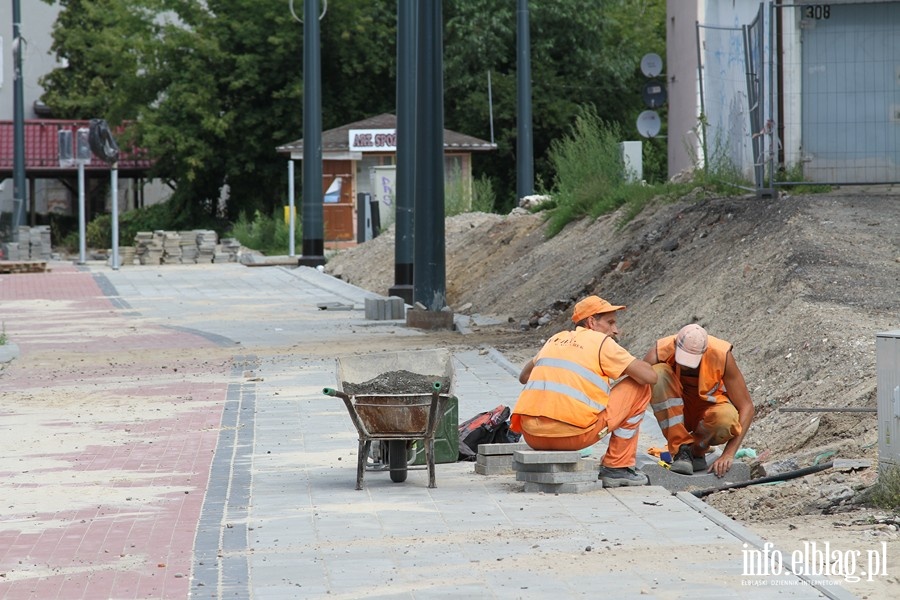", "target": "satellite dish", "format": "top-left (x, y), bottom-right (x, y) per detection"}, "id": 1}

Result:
top-left (640, 53), bottom-right (663, 78)
top-left (642, 80), bottom-right (667, 109)
top-left (636, 111), bottom-right (661, 138)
